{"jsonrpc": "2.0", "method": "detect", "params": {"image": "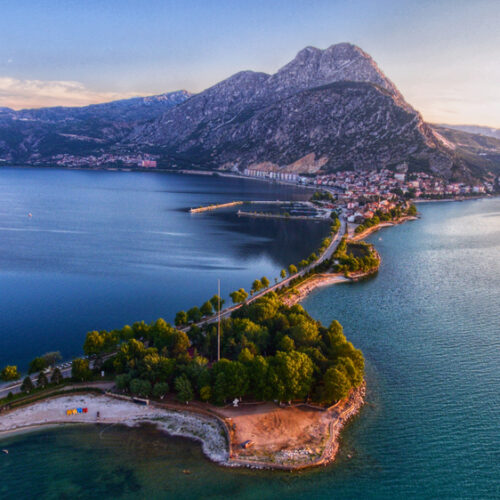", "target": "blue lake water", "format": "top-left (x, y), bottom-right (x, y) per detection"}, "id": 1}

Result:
top-left (1, 172), bottom-right (499, 499)
top-left (0, 167), bottom-right (328, 369)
